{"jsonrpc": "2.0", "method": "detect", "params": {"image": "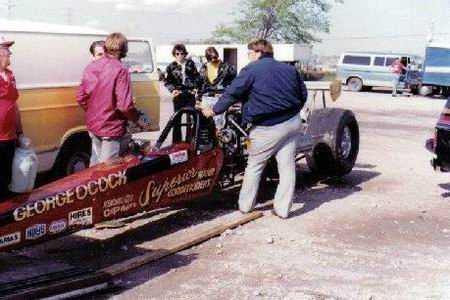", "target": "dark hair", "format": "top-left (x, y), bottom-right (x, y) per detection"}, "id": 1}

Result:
top-left (205, 47), bottom-right (219, 62)
top-left (172, 44), bottom-right (188, 56)
top-left (247, 39), bottom-right (273, 55)
top-left (89, 40), bottom-right (105, 56)
top-left (105, 32), bottom-right (128, 59)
